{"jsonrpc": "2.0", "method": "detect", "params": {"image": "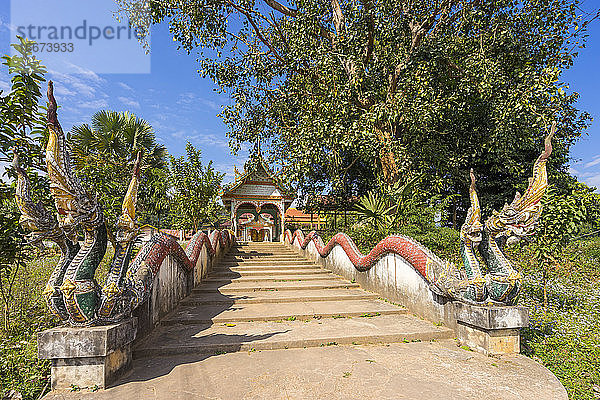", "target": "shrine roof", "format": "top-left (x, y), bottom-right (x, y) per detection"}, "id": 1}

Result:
top-left (220, 153), bottom-right (295, 200)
